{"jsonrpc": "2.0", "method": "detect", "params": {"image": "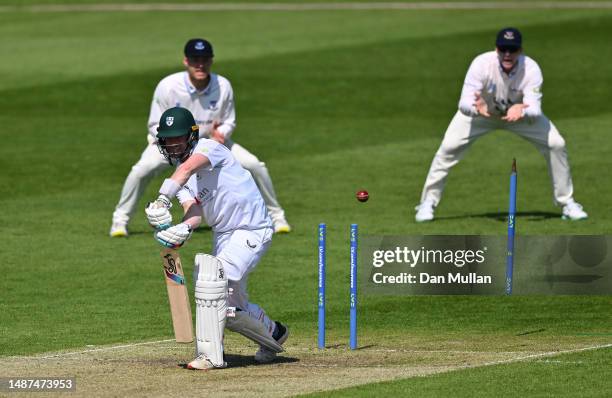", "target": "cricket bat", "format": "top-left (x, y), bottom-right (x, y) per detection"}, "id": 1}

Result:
top-left (160, 248), bottom-right (194, 343)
